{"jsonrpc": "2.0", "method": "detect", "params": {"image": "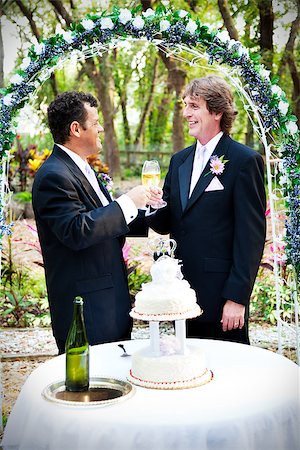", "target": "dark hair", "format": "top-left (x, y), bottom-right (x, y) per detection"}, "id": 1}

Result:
top-left (47, 91), bottom-right (98, 144)
top-left (183, 76), bottom-right (237, 134)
